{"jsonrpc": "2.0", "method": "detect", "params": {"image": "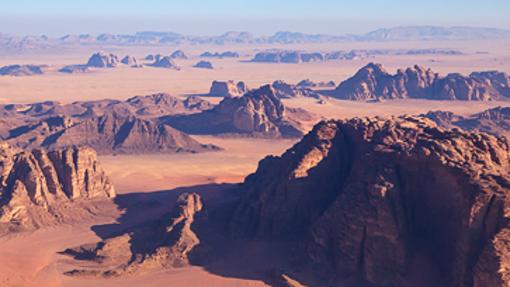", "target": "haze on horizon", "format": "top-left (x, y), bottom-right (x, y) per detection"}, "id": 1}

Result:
top-left (1, 0), bottom-right (510, 36)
